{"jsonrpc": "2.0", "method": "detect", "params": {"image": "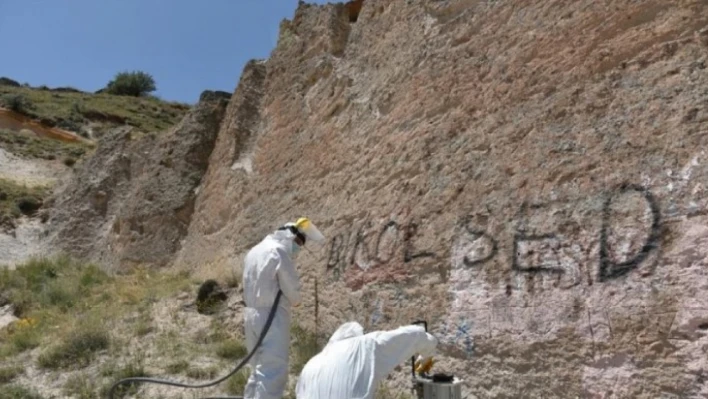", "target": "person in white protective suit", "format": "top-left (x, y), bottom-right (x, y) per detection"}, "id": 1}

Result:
top-left (295, 321), bottom-right (438, 399)
top-left (242, 217), bottom-right (325, 399)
